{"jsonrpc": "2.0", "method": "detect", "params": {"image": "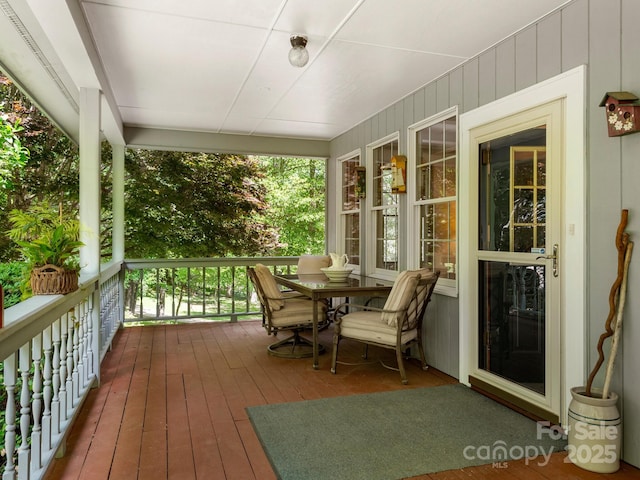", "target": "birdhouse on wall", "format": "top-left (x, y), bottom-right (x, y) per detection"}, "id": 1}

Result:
top-left (600, 92), bottom-right (640, 137)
